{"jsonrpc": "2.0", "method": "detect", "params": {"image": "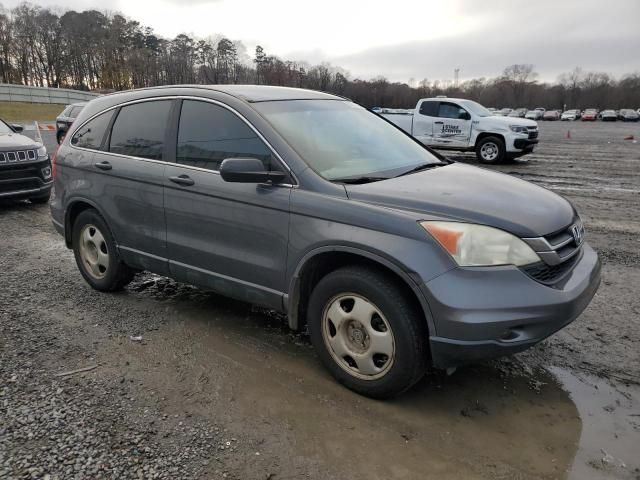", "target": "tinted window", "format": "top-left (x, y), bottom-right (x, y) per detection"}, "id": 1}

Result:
top-left (177, 100), bottom-right (276, 171)
top-left (419, 101), bottom-right (438, 116)
top-left (71, 110), bottom-right (115, 150)
top-left (69, 106), bottom-right (84, 118)
top-left (438, 102), bottom-right (468, 119)
top-left (109, 101), bottom-right (172, 160)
